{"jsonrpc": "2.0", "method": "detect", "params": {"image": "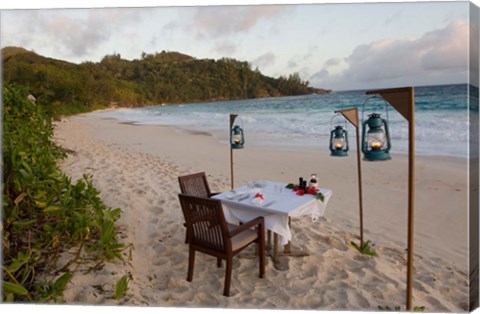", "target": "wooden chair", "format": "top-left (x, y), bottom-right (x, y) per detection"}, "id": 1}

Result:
top-left (178, 172), bottom-right (219, 243)
top-left (178, 194), bottom-right (266, 297)
top-left (178, 172), bottom-right (218, 198)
